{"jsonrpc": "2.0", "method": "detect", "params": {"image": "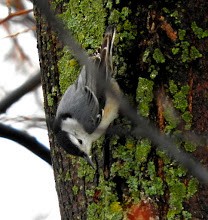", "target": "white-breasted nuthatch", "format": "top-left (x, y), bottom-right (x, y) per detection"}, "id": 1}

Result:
top-left (53, 26), bottom-right (120, 167)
